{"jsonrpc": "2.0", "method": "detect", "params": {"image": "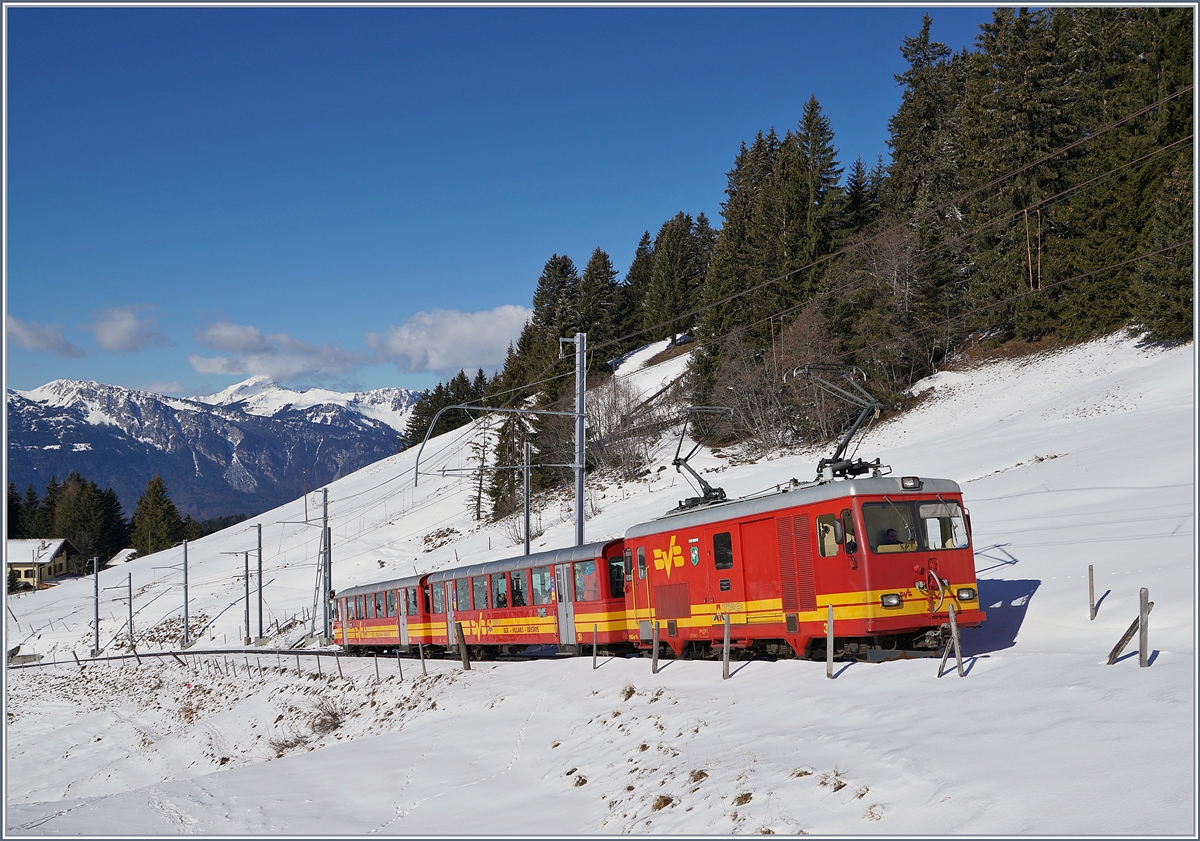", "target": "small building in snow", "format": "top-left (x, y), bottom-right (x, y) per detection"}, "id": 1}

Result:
top-left (6, 539), bottom-right (81, 589)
